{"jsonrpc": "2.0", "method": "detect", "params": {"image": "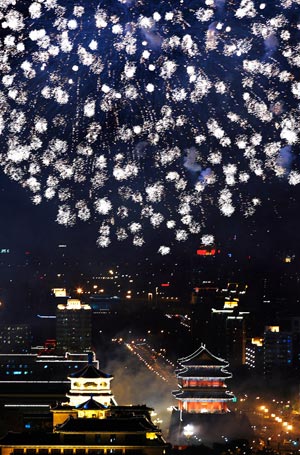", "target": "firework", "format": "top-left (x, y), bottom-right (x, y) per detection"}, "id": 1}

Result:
top-left (0, 0), bottom-right (299, 253)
